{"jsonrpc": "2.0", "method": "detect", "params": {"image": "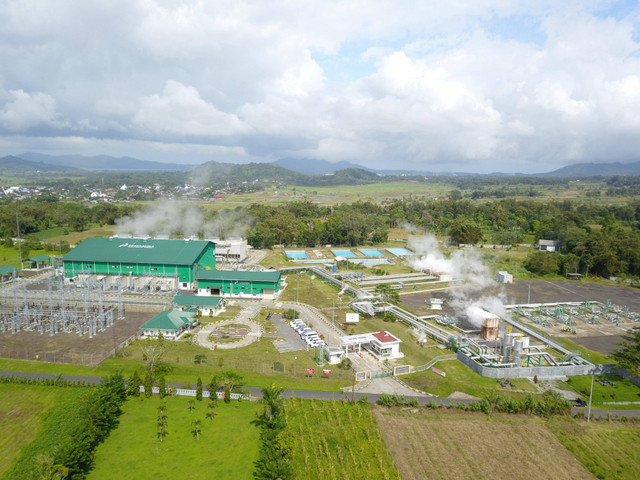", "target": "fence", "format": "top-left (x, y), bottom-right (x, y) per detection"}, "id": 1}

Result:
top-left (457, 351), bottom-right (614, 379)
top-left (404, 354), bottom-right (458, 375)
top-left (141, 385), bottom-right (250, 400)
